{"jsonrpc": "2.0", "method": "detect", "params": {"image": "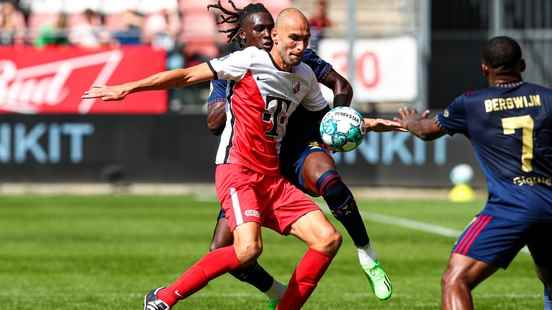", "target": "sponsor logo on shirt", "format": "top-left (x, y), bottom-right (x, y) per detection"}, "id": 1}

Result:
top-left (244, 209), bottom-right (260, 217)
top-left (512, 176), bottom-right (552, 186)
